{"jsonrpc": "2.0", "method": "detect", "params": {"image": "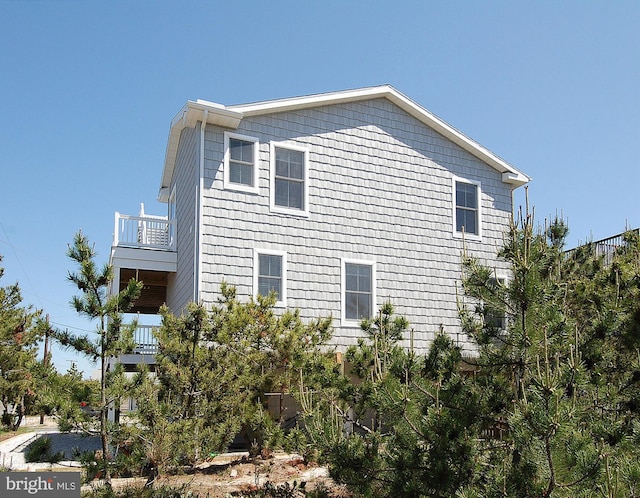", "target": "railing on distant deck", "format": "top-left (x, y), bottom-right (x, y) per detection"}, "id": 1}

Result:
top-left (113, 212), bottom-right (175, 250)
top-left (566, 228), bottom-right (638, 265)
top-left (133, 325), bottom-right (159, 354)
